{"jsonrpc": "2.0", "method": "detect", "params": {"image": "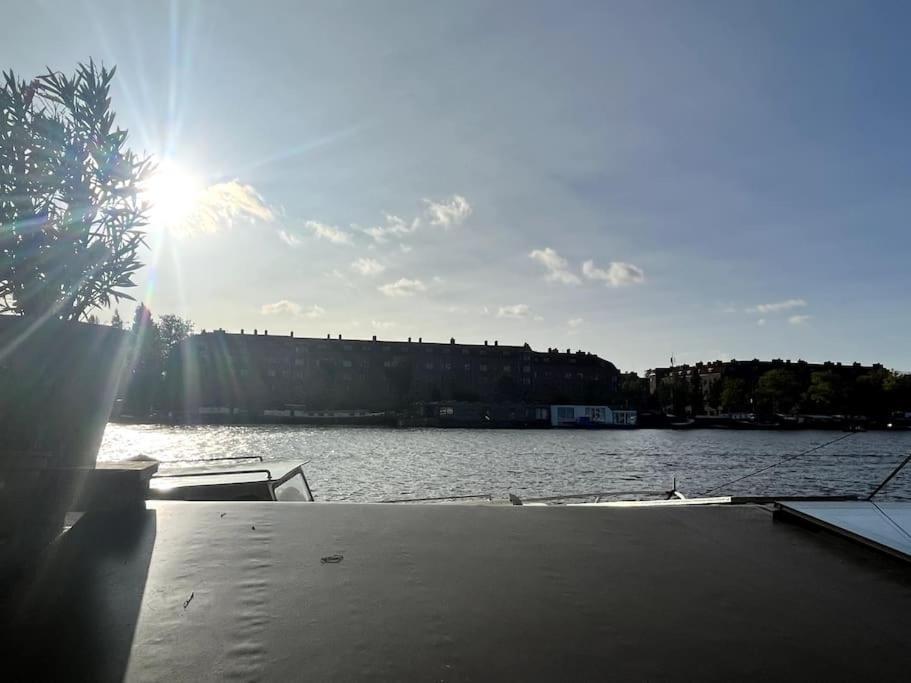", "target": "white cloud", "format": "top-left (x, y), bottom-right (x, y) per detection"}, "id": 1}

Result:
top-left (582, 260), bottom-right (645, 287)
top-left (306, 220), bottom-right (352, 245)
top-left (788, 314), bottom-right (811, 325)
top-left (371, 320), bottom-right (396, 330)
top-left (261, 300), bottom-right (301, 316)
top-left (365, 214), bottom-right (420, 242)
top-left (378, 278), bottom-right (427, 297)
top-left (365, 195), bottom-right (471, 242)
top-left (423, 195), bottom-right (472, 227)
top-left (533, 315), bottom-right (544, 322)
top-left (568, 317), bottom-right (584, 328)
top-left (350, 257), bottom-right (386, 276)
top-left (529, 248), bottom-right (581, 284)
top-left (261, 300), bottom-right (325, 318)
top-left (399, 243), bottom-right (413, 253)
top-left (278, 229), bottom-right (301, 246)
top-left (169, 180), bottom-right (276, 236)
top-left (757, 318), bottom-right (767, 326)
top-left (749, 298), bottom-right (807, 314)
top-left (497, 304), bottom-right (530, 319)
